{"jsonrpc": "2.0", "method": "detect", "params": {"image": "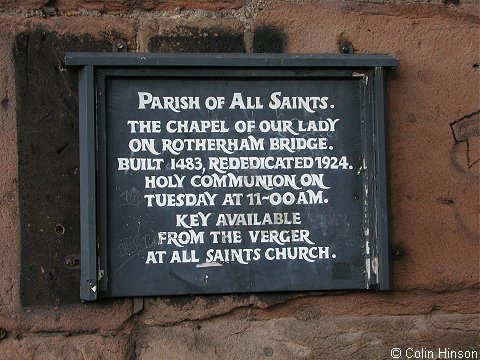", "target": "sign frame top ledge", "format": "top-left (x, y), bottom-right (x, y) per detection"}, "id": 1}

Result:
top-left (65, 52), bottom-right (398, 302)
top-left (65, 52), bottom-right (399, 68)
